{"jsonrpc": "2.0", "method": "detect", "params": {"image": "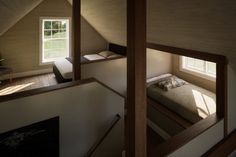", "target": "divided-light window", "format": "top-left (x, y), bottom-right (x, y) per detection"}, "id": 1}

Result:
top-left (181, 56), bottom-right (216, 80)
top-left (40, 18), bottom-right (70, 64)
